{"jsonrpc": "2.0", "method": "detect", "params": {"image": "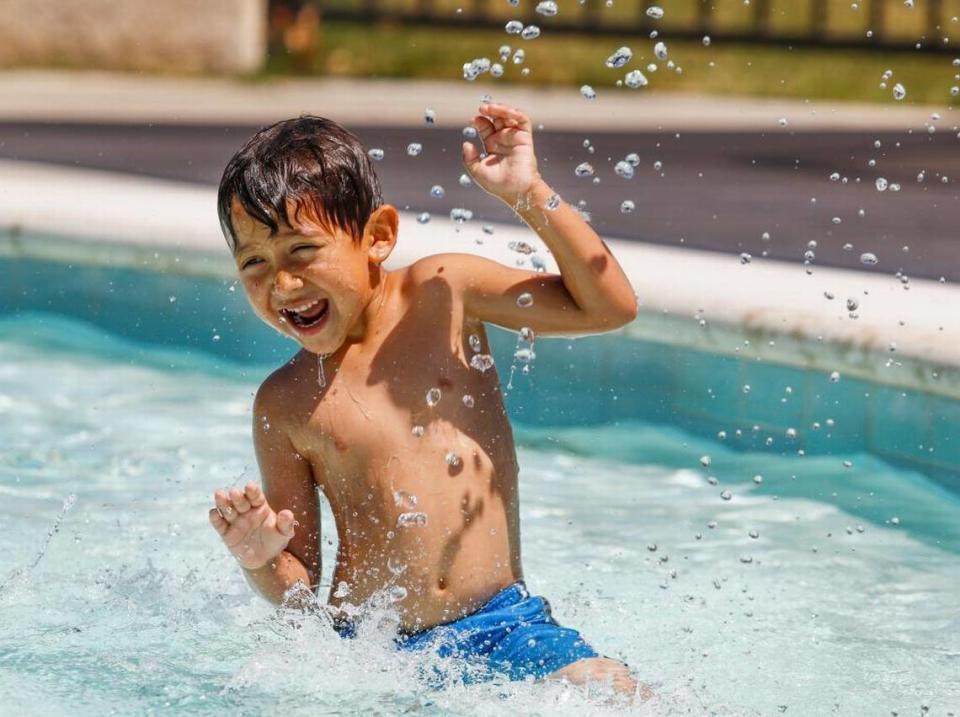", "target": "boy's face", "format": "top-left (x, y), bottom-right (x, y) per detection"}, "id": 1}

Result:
top-left (230, 198), bottom-right (397, 355)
